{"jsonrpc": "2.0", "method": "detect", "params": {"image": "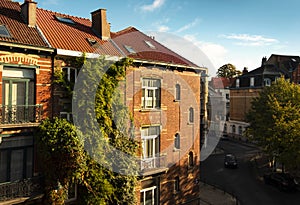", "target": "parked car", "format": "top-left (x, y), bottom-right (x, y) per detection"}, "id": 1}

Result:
top-left (224, 153), bottom-right (238, 168)
top-left (263, 172), bottom-right (298, 192)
